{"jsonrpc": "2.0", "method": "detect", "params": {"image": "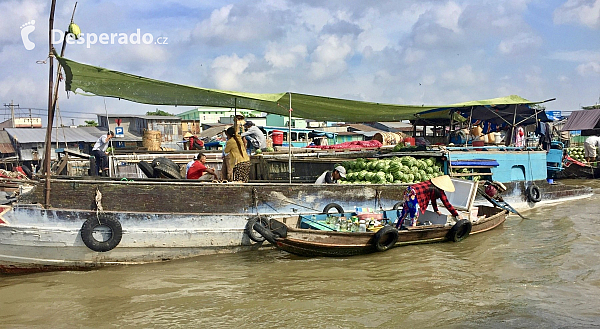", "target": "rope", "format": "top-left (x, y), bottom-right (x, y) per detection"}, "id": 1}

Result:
top-left (95, 187), bottom-right (103, 224)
